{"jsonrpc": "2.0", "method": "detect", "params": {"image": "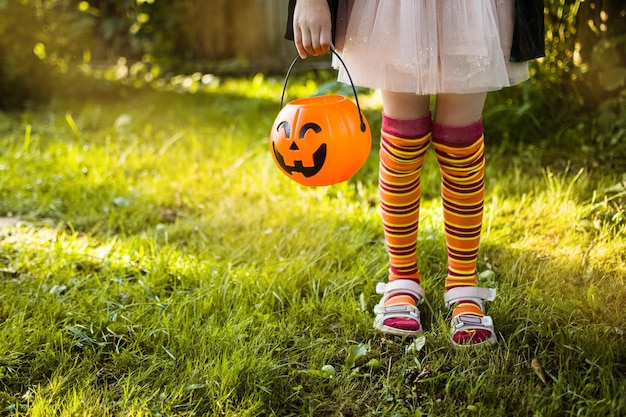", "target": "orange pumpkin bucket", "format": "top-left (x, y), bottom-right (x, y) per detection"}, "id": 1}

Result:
top-left (270, 51), bottom-right (372, 187)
